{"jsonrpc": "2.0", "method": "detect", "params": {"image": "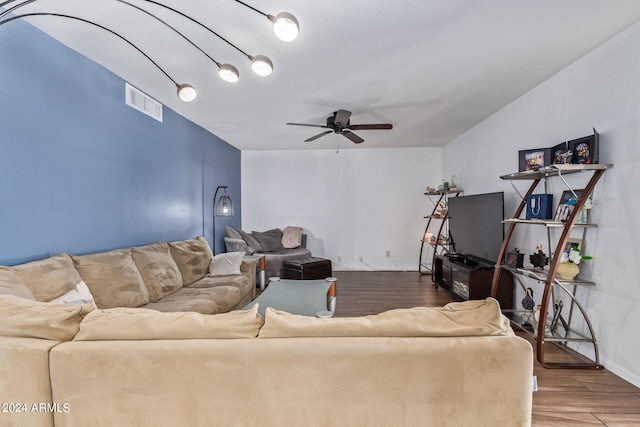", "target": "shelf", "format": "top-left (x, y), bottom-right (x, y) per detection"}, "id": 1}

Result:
top-left (500, 164), bottom-right (612, 181)
top-left (502, 218), bottom-right (598, 228)
top-left (500, 265), bottom-right (596, 286)
top-left (504, 311), bottom-right (597, 342)
top-left (423, 215), bottom-right (446, 219)
top-left (424, 189), bottom-right (463, 195)
top-left (491, 162), bottom-right (609, 369)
